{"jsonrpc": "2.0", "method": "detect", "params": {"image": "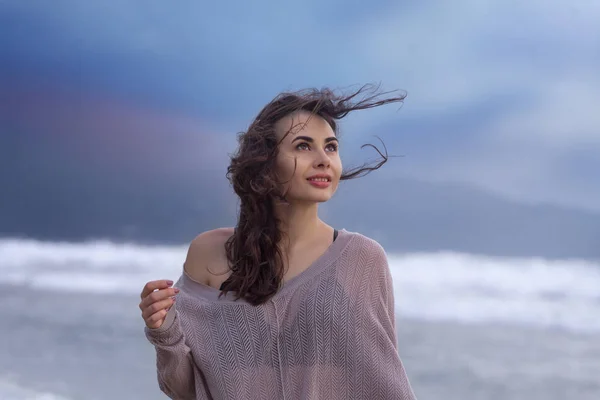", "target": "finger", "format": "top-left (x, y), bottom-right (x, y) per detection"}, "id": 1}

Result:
top-left (146, 309), bottom-right (168, 327)
top-left (141, 287), bottom-right (179, 309)
top-left (142, 297), bottom-right (176, 319)
top-left (140, 279), bottom-right (173, 299)
top-left (140, 279), bottom-right (173, 300)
